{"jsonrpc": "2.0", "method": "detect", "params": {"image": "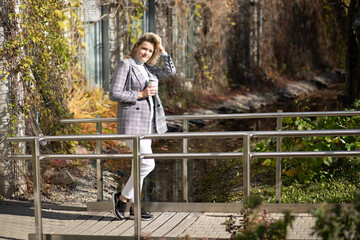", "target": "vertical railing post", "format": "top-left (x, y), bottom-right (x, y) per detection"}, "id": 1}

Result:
top-left (276, 110), bottom-right (283, 203)
top-left (243, 134), bottom-right (251, 198)
top-left (32, 138), bottom-right (43, 240)
top-left (133, 136), bottom-right (141, 240)
top-left (96, 116), bottom-right (103, 202)
top-left (183, 118), bottom-right (189, 202)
